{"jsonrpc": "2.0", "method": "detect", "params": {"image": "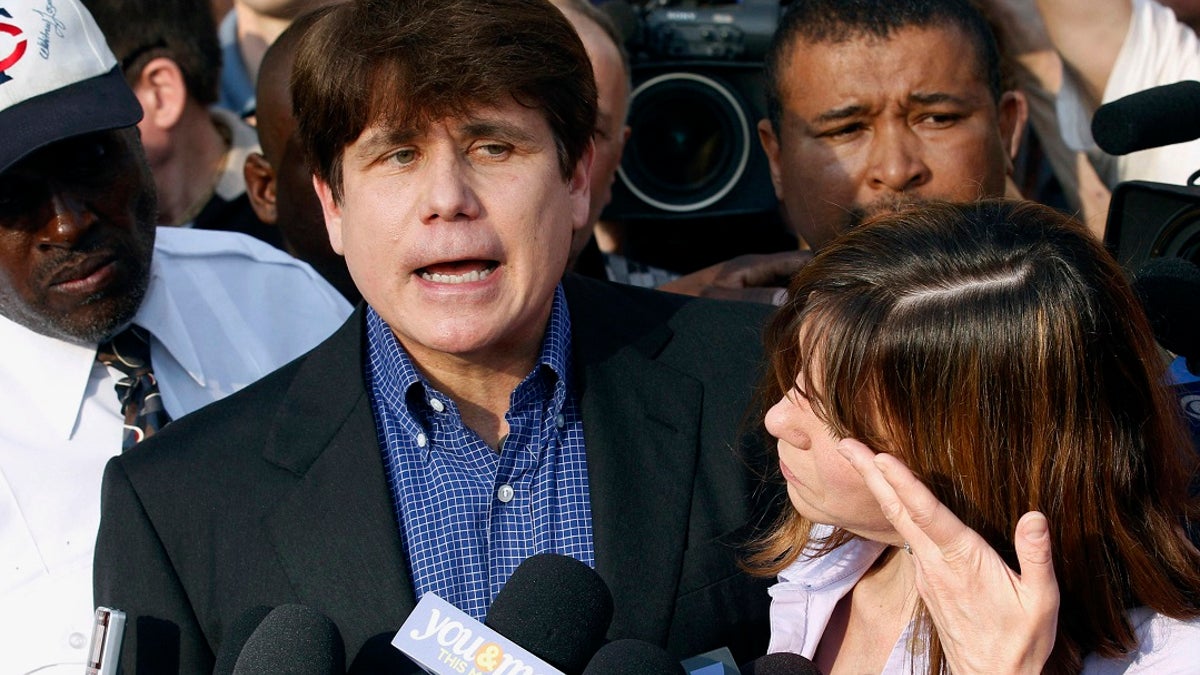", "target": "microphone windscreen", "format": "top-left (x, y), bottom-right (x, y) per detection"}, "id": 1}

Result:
top-left (1091, 81), bottom-right (1200, 155)
top-left (1133, 256), bottom-right (1200, 363)
top-left (582, 639), bottom-right (686, 674)
top-left (233, 604), bottom-right (346, 675)
top-left (348, 632), bottom-right (422, 674)
top-left (739, 652), bottom-right (822, 675)
top-left (213, 605), bottom-right (274, 675)
top-left (484, 553), bottom-right (614, 675)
